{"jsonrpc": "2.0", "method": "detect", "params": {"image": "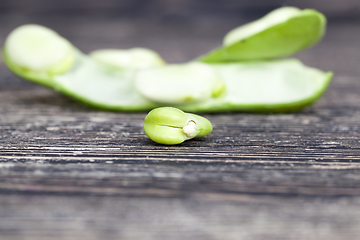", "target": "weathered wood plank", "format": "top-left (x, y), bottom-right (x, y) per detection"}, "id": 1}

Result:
top-left (1, 194), bottom-right (360, 240)
top-left (0, 10), bottom-right (360, 240)
top-left (1, 160), bottom-right (360, 197)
